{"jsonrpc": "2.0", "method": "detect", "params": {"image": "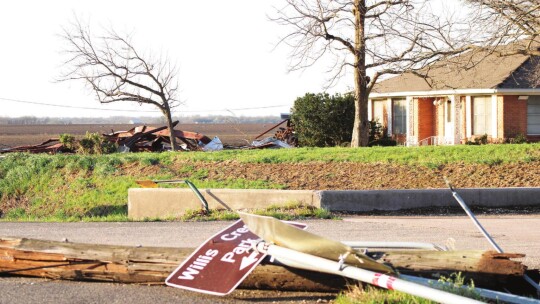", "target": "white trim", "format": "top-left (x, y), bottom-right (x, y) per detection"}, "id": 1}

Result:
top-left (491, 95), bottom-right (498, 138)
top-left (466, 96), bottom-right (472, 138)
top-left (370, 88), bottom-right (540, 98)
